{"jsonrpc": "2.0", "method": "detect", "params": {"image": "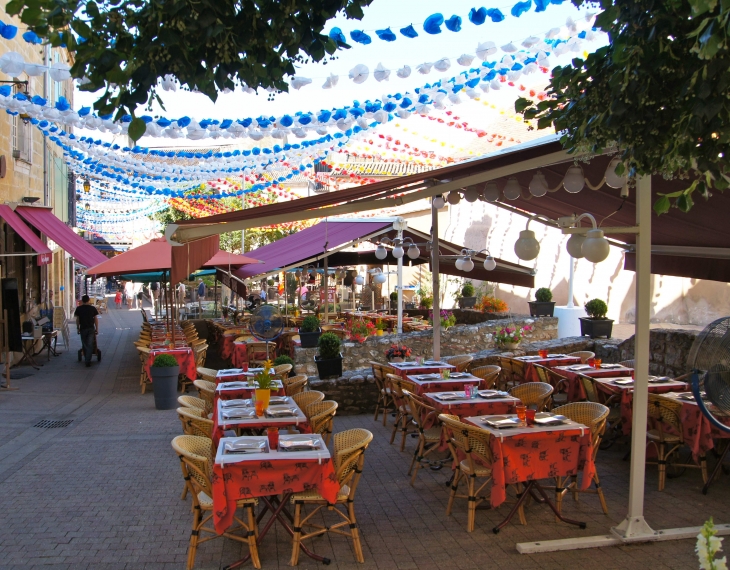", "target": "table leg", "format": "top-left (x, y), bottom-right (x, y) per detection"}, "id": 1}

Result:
top-left (703, 440), bottom-right (730, 495)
